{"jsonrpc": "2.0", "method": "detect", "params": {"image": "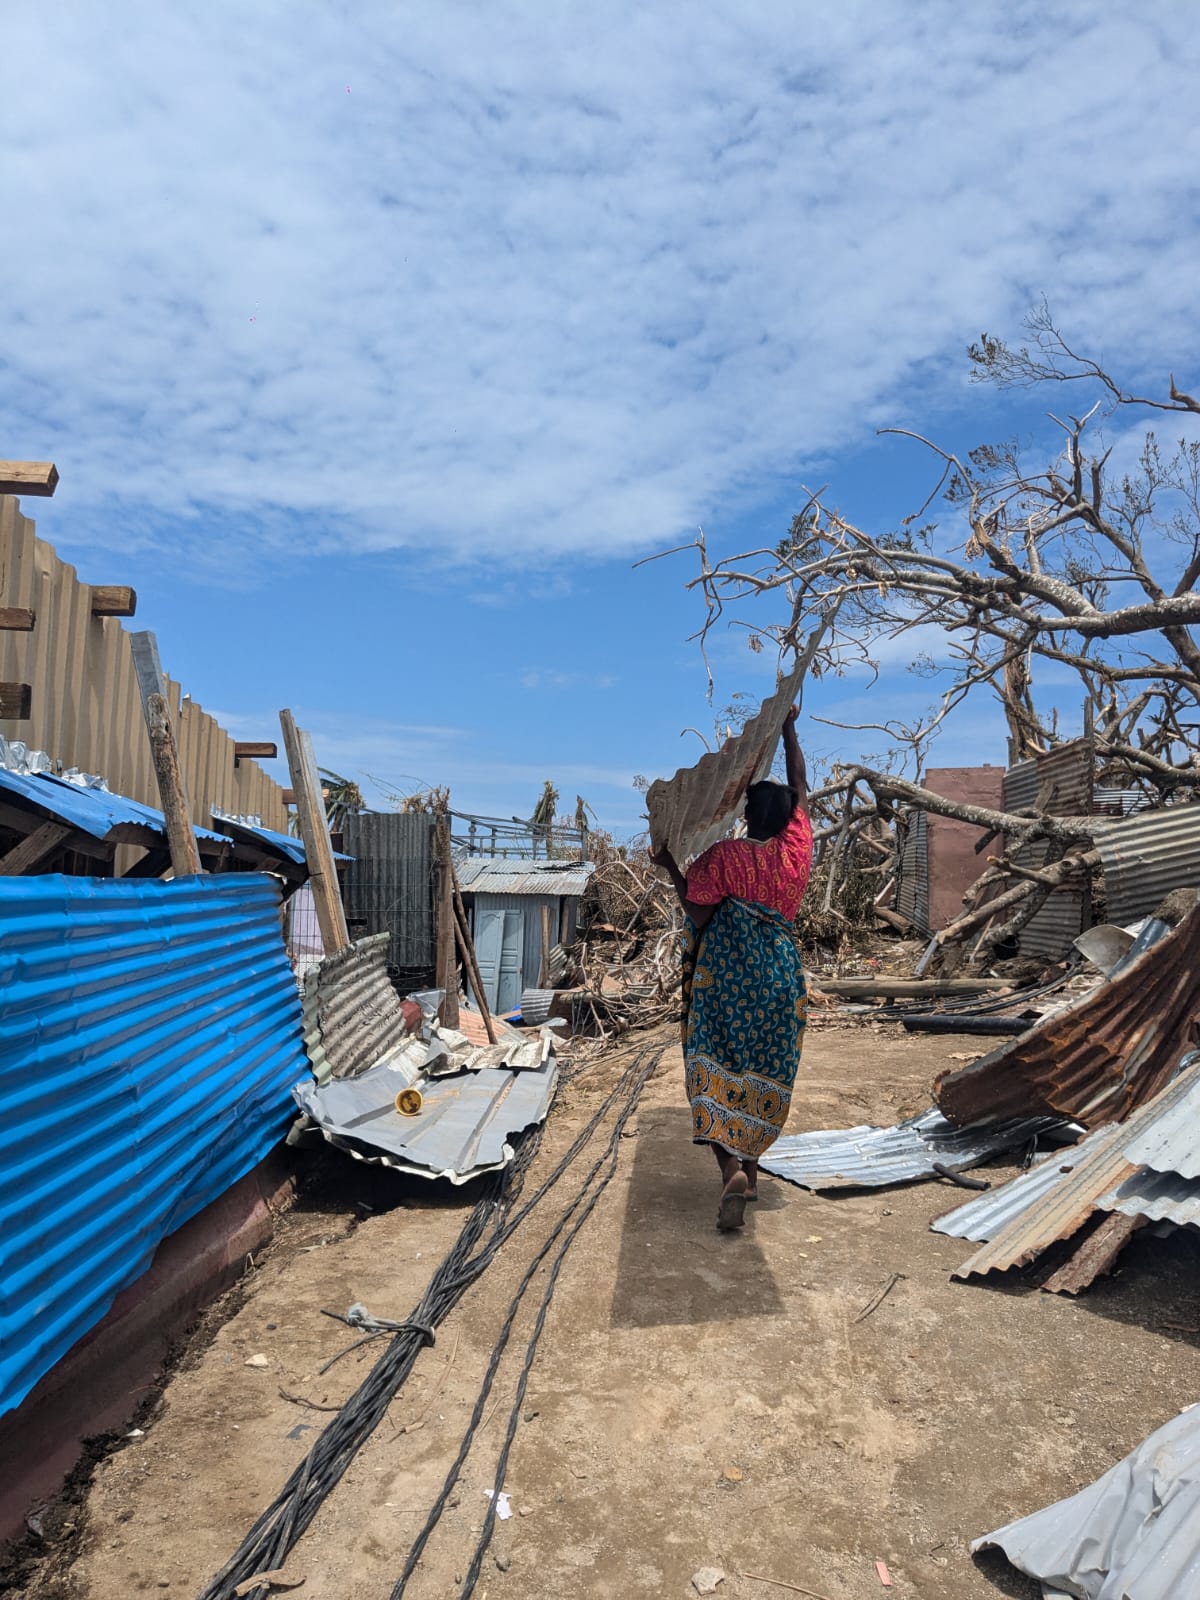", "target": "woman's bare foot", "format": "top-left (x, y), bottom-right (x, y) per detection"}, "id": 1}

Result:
top-left (717, 1168), bottom-right (749, 1231)
top-left (742, 1158), bottom-right (759, 1200)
